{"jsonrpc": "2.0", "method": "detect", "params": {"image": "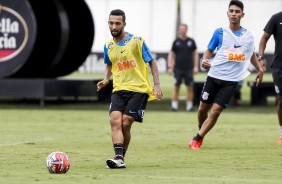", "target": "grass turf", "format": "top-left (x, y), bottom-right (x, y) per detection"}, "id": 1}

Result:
top-left (0, 72), bottom-right (280, 183)
top-left (0, 102), bottom-right (280, 184)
